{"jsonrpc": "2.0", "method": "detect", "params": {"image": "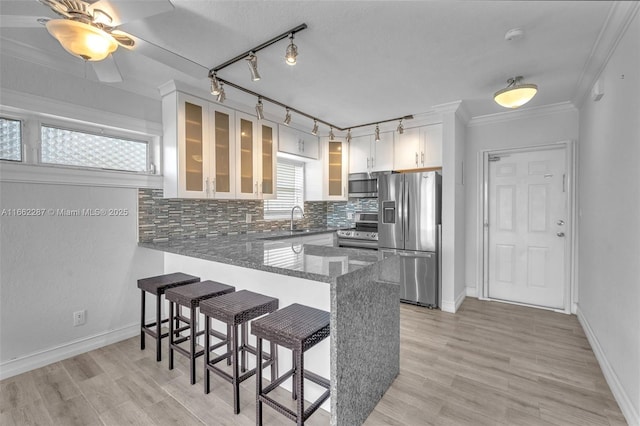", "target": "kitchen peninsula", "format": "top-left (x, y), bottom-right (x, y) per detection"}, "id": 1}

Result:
top-left (140, 229), bottom-right (399, 426)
